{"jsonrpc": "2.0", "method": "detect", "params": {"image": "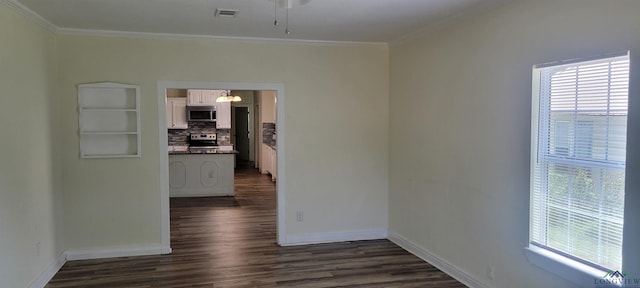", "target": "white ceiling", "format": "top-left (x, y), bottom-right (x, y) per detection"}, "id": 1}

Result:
top-left (15, 0), bottom-right (507, 43)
